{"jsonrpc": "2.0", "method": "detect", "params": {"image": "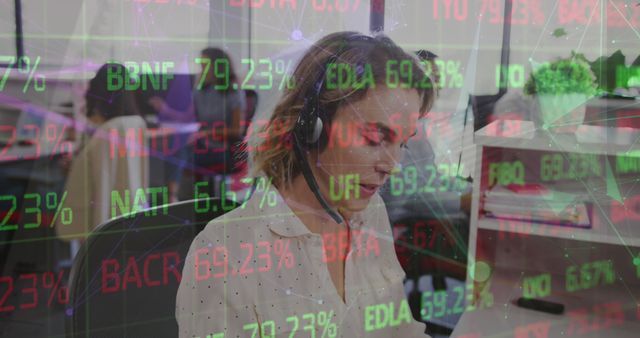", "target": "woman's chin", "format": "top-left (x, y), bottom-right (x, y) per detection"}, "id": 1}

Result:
top-left (339, 198), bottom-right (372, 214)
